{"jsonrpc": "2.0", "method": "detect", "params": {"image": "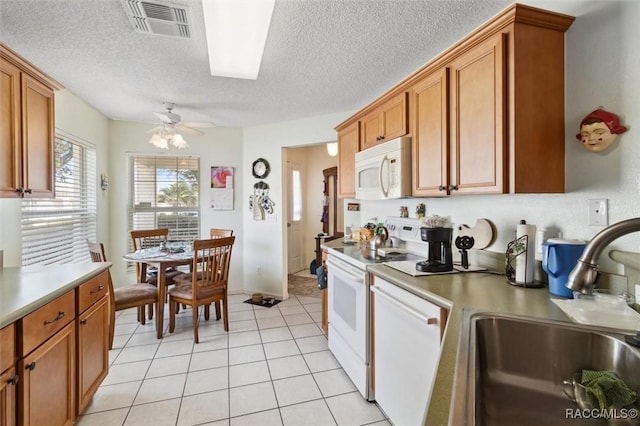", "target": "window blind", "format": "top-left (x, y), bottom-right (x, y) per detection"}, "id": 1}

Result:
top-left (21, 133), bottom-right (97, 265)
top-left (128, 155), bottom-right (200, 253)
